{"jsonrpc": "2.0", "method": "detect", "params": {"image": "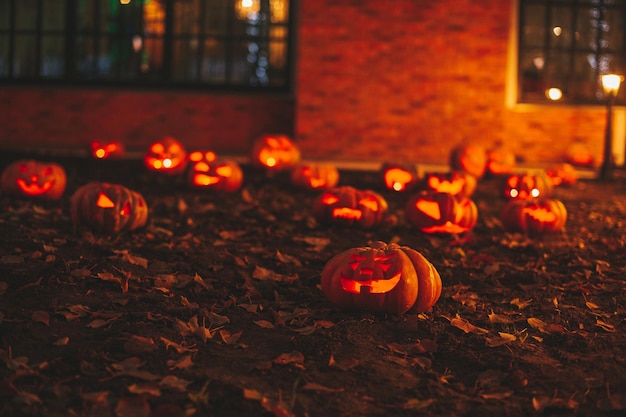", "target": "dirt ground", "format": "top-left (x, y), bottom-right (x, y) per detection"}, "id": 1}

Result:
top-left (1, 153), bottom-right (626, 417)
